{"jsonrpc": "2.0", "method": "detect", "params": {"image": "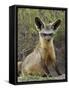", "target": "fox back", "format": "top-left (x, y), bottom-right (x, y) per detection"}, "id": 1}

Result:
top-left (21, 17), bottom-right (61, 76)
